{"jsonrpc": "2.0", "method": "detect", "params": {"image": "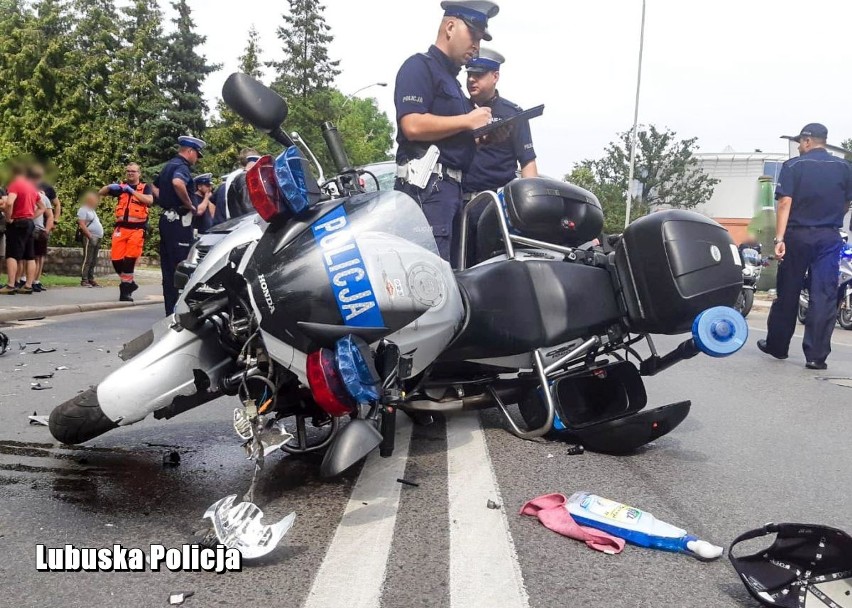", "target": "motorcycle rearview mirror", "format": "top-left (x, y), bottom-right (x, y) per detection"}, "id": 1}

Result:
top-left (222, 72), bottom-right (293, 146)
